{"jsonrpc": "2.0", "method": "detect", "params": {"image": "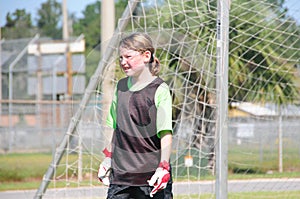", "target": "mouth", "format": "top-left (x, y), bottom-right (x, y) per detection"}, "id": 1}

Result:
top-left (122, 65), bottom-right (131, 72)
